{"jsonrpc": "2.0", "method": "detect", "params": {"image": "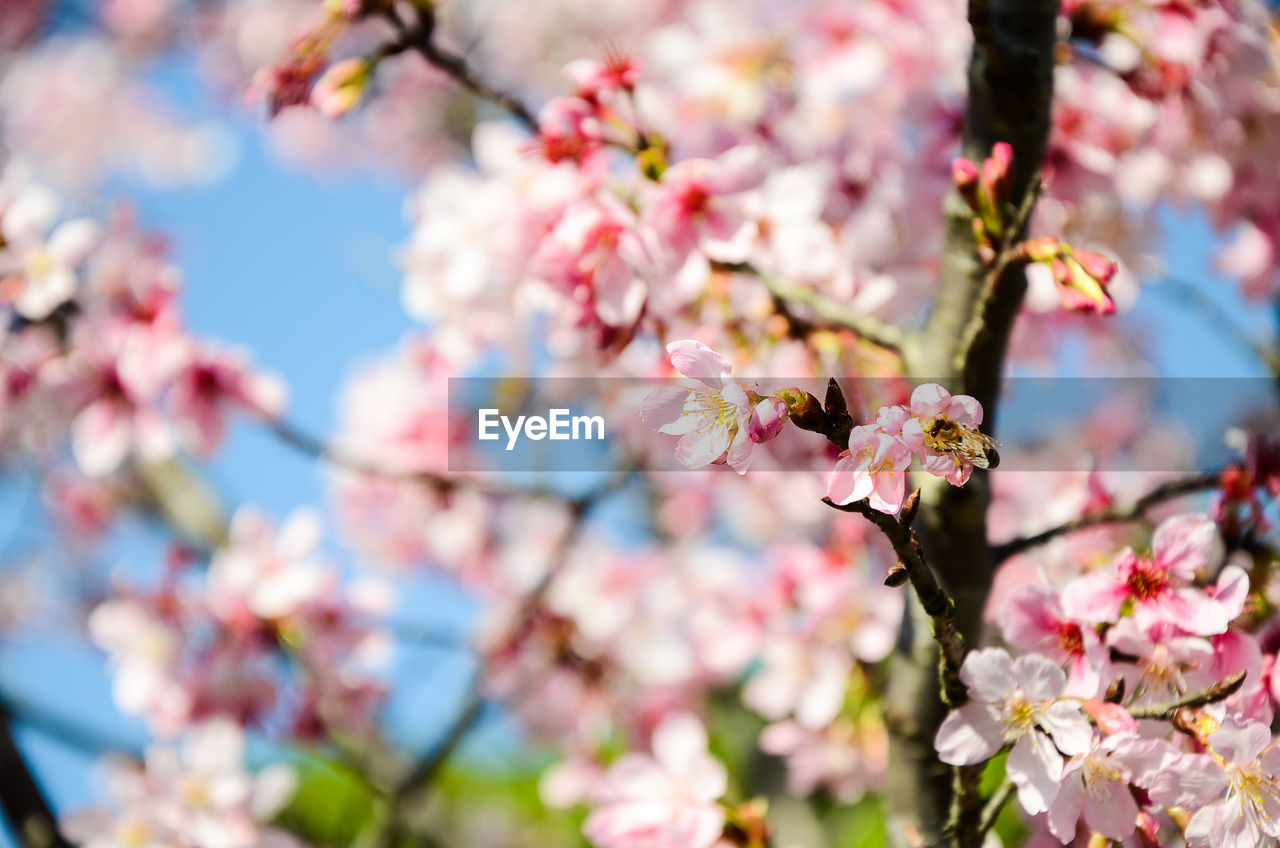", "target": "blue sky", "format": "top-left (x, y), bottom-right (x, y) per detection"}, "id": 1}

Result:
top-left (1, 46), bottom-right (1276, 846)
